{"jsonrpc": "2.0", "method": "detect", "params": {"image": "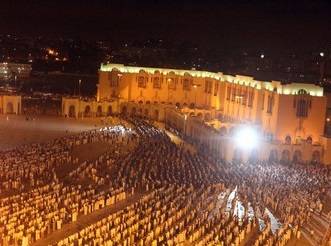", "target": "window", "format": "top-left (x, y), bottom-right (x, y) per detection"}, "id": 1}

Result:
top-left (168, 78), bottom-right (176, 90)
top-left (205, 80), bottom-right (212, 94)
top-left (242, 89), bottom-right (247, 105)
top-left (138, 76), bottom-right (146, 88)
top-left (108, 72), bottom-right (119, 87)
top-left (248, 90), bottom-right (254, 107)
top-left (226, 86), bottom-right (231, 100)
top-left (214, 82), bottom-right (219, 96)
top-left (153, 77), bottom-right (161, 89)
top-left (296, 99), bottom-right (309, 117)
top-left (267, 95), bottom-right (273, 113)
top-left (261, 92), bottom-right (265, 110)
top-left (183, 78), bottom-right (191, 91)
top-left (231, 86), bottom-right (236, 102)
